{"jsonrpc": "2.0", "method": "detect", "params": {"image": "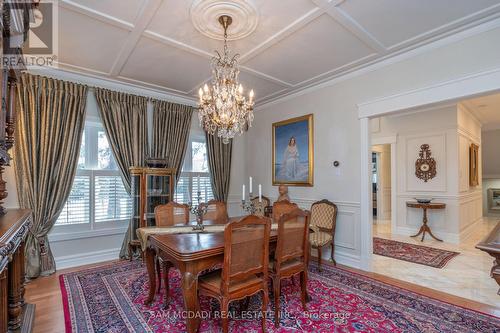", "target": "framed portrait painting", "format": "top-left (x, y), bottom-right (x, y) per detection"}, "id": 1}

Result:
top-left (272, 114), bottom-right (313, 186)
